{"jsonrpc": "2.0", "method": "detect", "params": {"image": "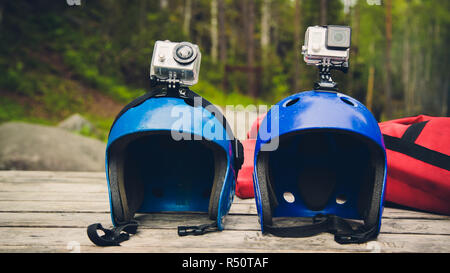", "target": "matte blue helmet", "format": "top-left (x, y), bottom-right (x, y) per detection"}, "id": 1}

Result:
top-left (253, 90), bottom-right (387, 244)
top-left (88, 86), bottom-right (243, 246)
